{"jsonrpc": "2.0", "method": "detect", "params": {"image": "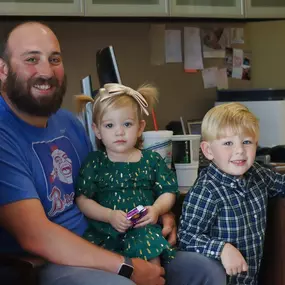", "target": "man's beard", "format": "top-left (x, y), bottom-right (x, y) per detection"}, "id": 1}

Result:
top-left (4, 70), bottom-right (67, 117)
